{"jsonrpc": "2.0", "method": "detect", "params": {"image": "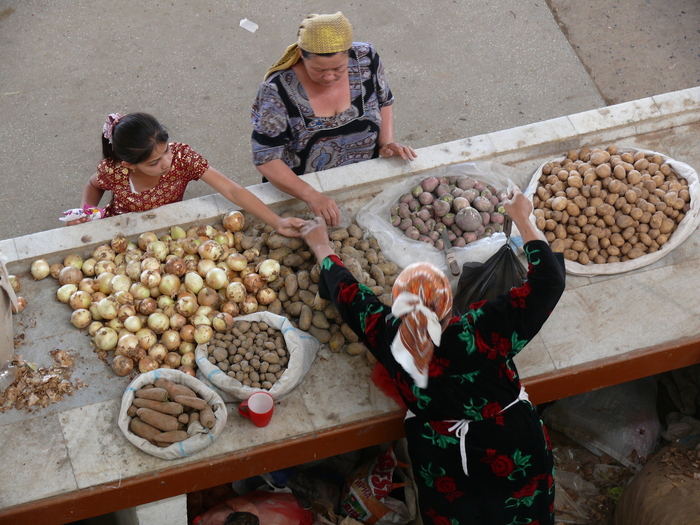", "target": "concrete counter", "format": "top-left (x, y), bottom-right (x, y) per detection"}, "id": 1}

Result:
top-left (1, 87), bottom-right (700, 524)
